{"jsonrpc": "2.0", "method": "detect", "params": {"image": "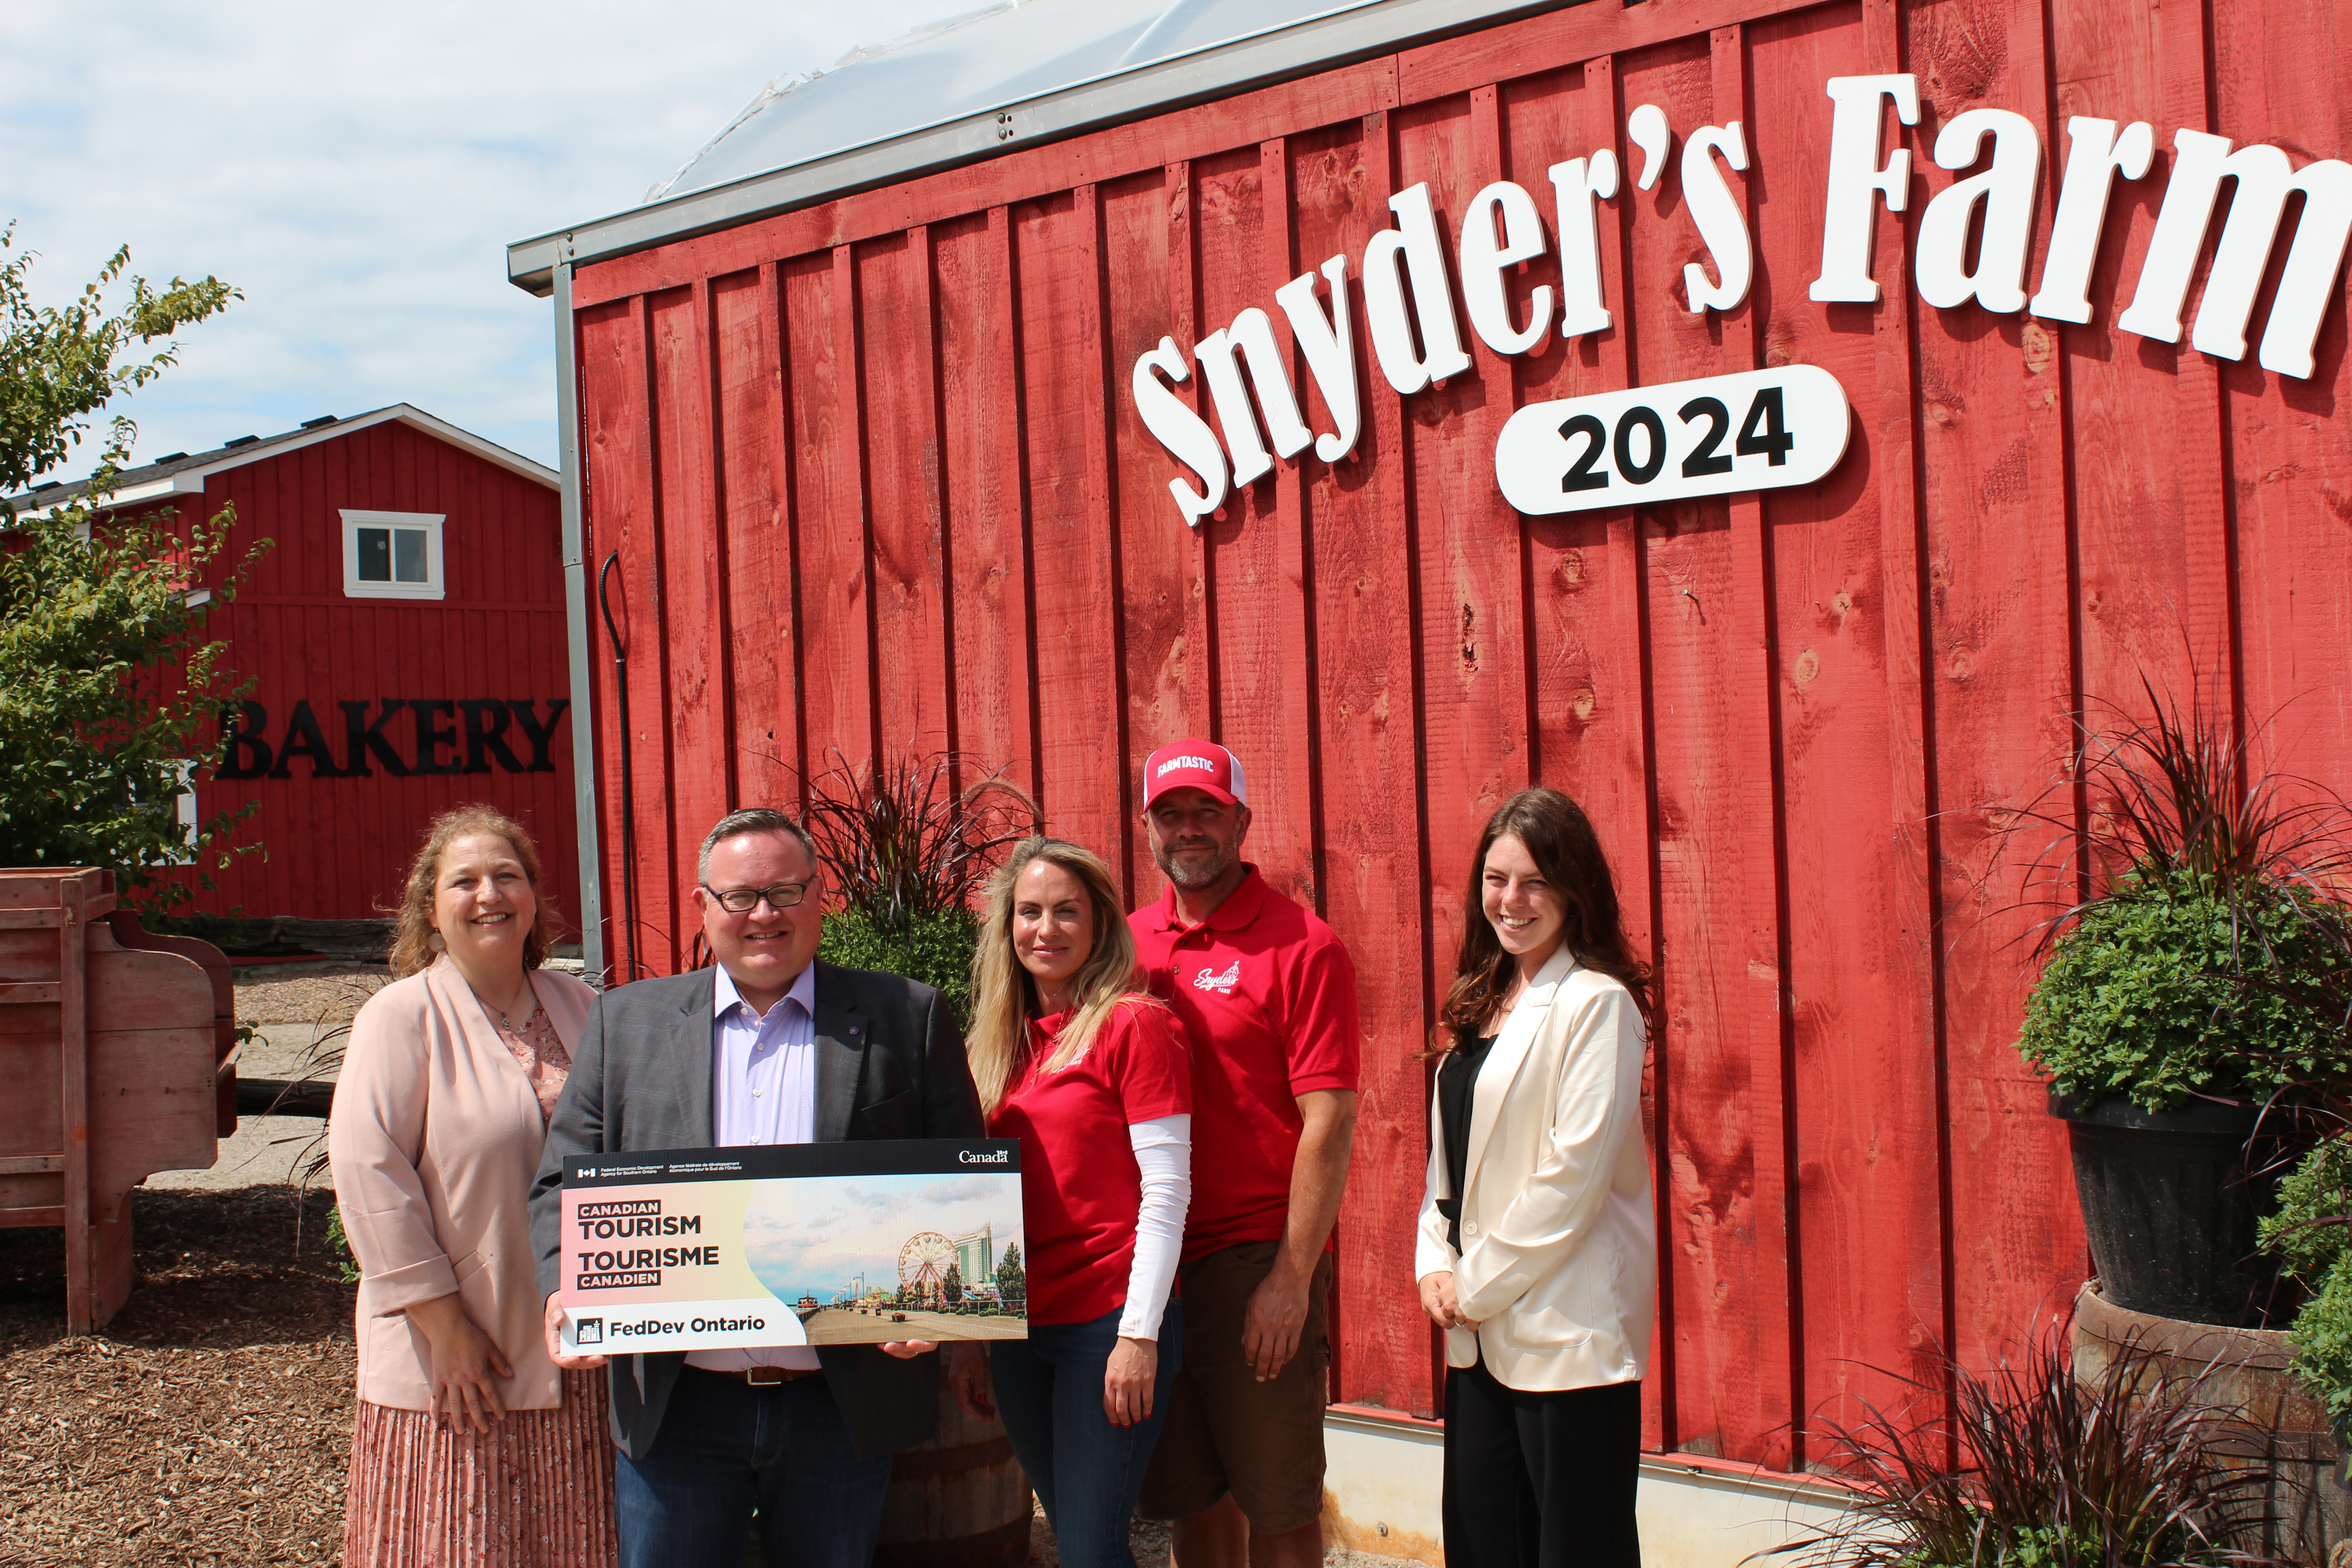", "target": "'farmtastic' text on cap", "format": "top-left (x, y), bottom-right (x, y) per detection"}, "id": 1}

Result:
top-left (1142, 739), bottom-right (1247, 808)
